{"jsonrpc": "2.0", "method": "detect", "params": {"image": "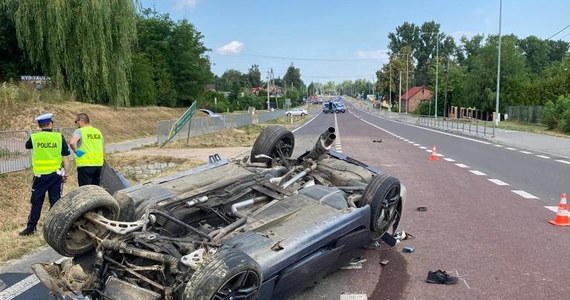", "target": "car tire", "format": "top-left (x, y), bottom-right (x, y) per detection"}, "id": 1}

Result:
top-left (43, 185), bottom-right (120, 257)
top-left (250, 125), bottom-right (295, 164)
top-left (301, 113), bottom-right (306, 116)
top-left (286, 113), bottom-right (291, 117)
top-left (360, 174), bottom-right (402, 241)
top-left (182, 248), bottom-right (262, 300)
